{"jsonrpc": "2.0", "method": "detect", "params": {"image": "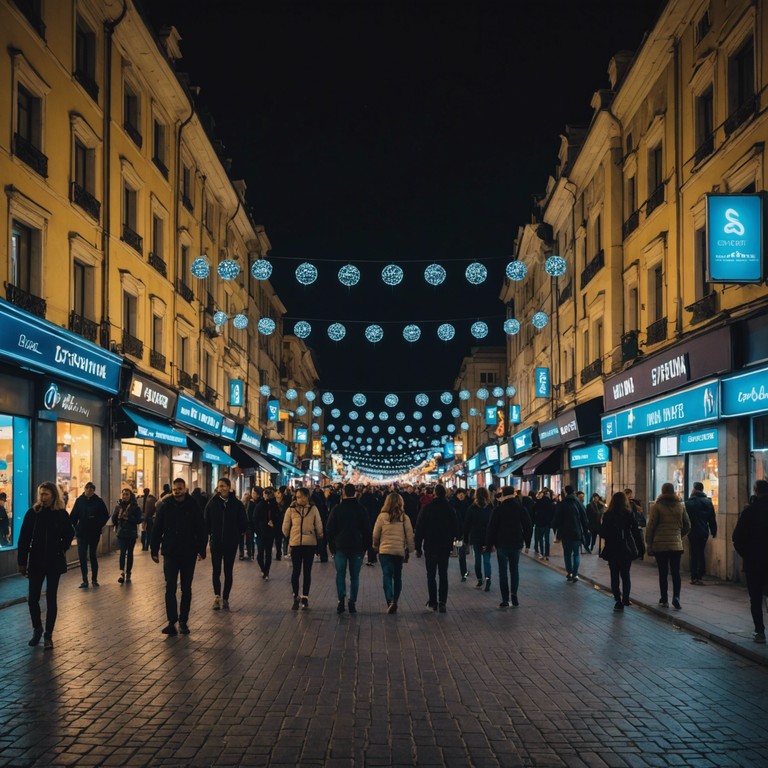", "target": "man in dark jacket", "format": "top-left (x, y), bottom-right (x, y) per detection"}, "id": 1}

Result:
top-left (69, 482), bottom-right (110, 588)
top-left (0, 491), bottom-right (10, 546)
top-left (151, 477), bottom-right (207, 635)
top-left (360, 485), bottom-right (380, 565)
top-left (732, 479), bottom-right (768, 644)
top-left (311, 485), bottom-right (330, 563)
top-left (254, 487), bottom-right (281, 580)
top-left (139, 488), bottom-right (157, 551)
top-left (401, 484), bottom-right (420, 530)
top-left (532, 489), bottom-right (555, 560)
top-left (415, 484), bottom-right (459, 612)
top-left (451, 488), bottom-right (471, 581)
top-left (326, 483), bottom-right (372, 614)
top-left (685, 481), bottom-right (717, 585)
top-left (486, 486), bottom-right (532, 607)
top-left (204, 478), bottom-right (247, 610)
top-left (552, 485), bottom-right (590, 583)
